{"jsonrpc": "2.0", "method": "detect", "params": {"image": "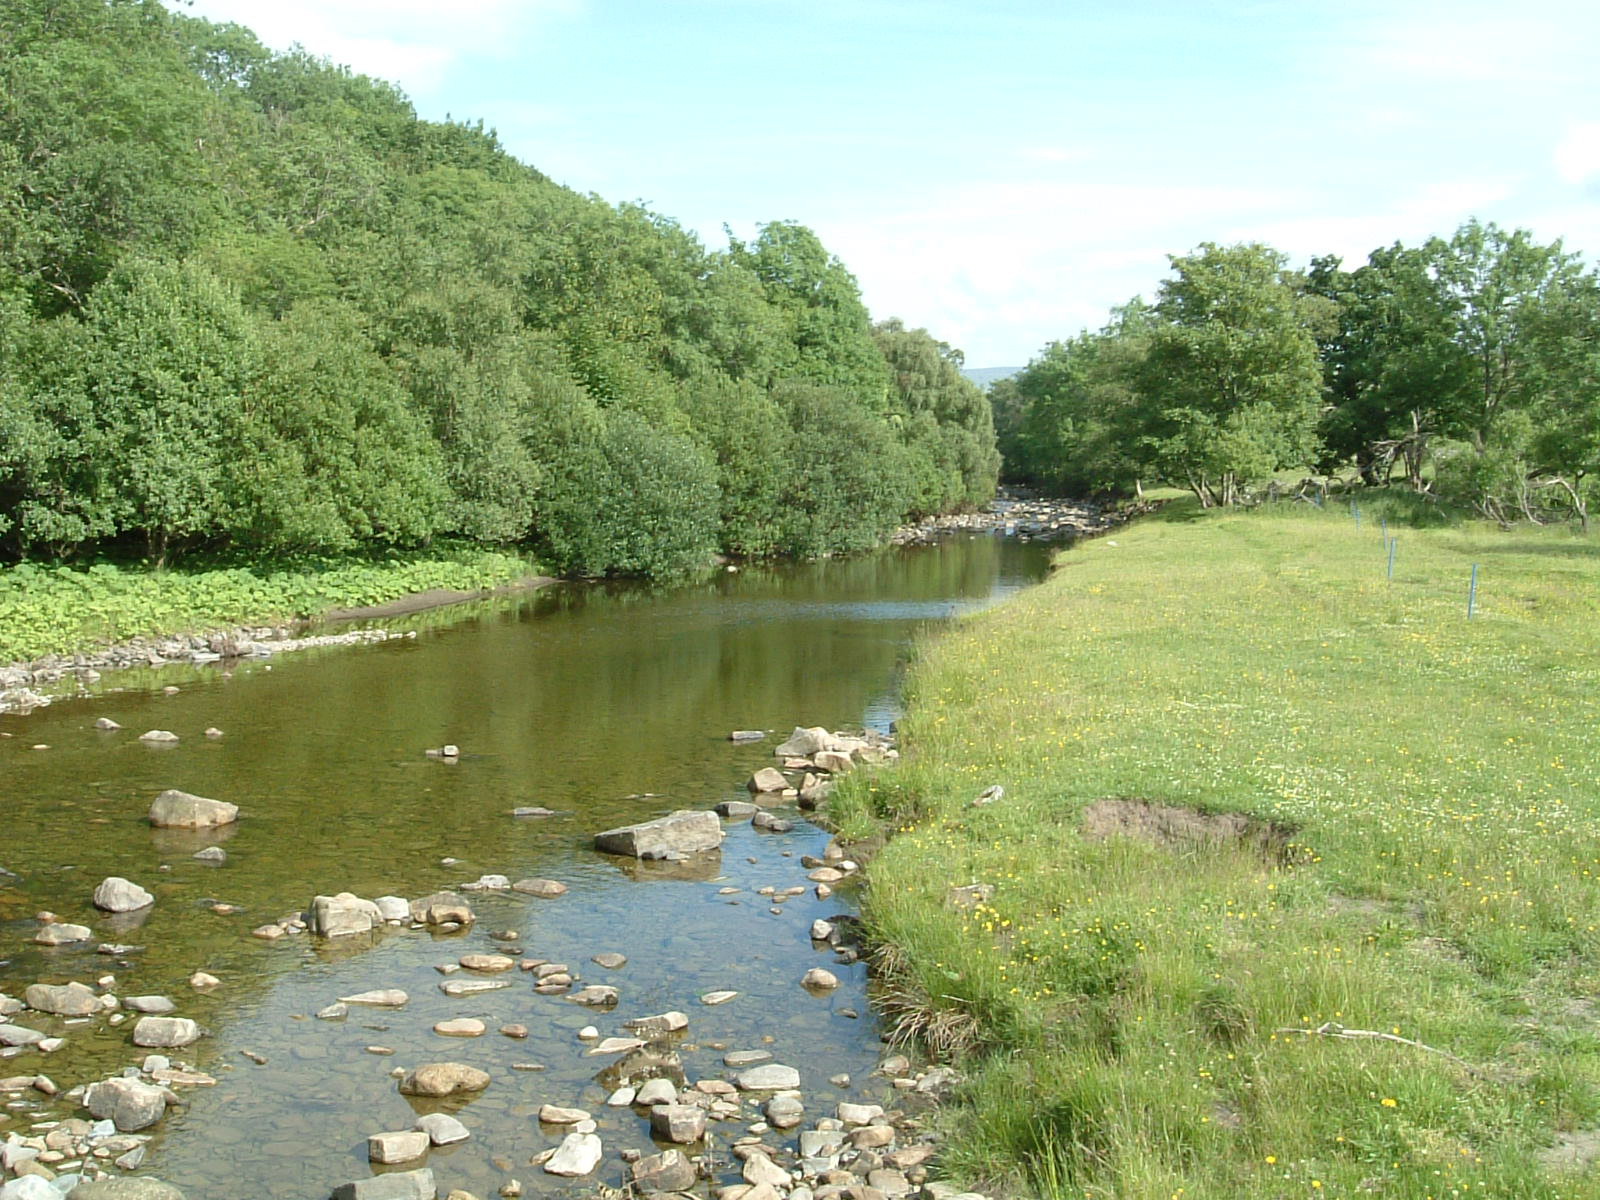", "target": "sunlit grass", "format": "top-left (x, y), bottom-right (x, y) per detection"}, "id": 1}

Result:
top-left (837, 501), bottom-right (1600, 1199)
